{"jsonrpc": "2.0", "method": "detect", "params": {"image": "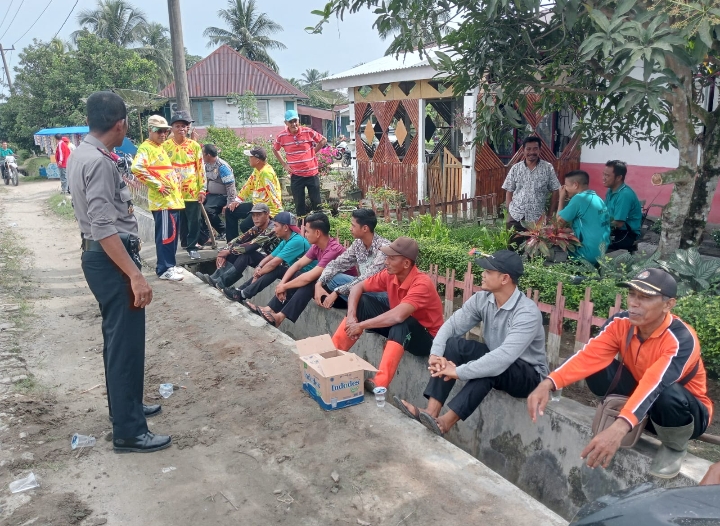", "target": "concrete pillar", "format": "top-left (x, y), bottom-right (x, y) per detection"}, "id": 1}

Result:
top-left (461, 87), bottom-right (479, 197)
top-left (417, 98), bottom-right (427, 202)
top-left (347, 90), bottom-right (358, 183)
